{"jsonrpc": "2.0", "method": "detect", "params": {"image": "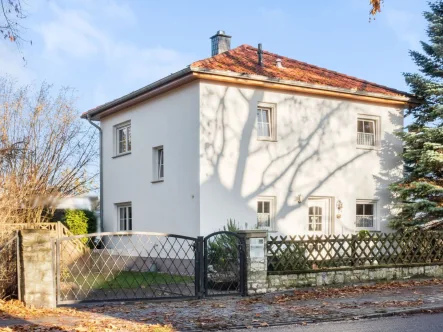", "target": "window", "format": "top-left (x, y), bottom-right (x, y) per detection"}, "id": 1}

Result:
top-left (308, 206), bottom-right (323, 232)
top-left (356, 202), bottom-right (375, 228)
top-left (256, 103), bottom-right (276, 140)
top-left (115, 122), bottom-right (131, 155)
top-left (152, 146), bottom-right (164, 182)
top-left (257, 197), bottom-right (275, 230)
top-left (117, 203), bottom-right (132, 231)
top-left (357, 119), bottom-right (376, 147)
